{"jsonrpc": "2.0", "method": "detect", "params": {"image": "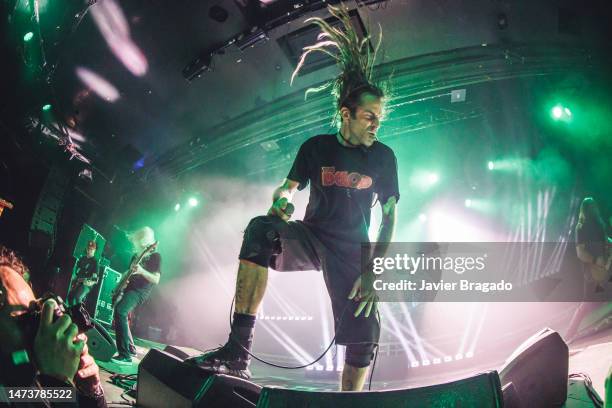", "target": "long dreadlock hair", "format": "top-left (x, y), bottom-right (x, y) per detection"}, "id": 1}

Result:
top-left (577, 197), bottom-right (606, 237)
top-left (290, 4), bottom-right (386, 126)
